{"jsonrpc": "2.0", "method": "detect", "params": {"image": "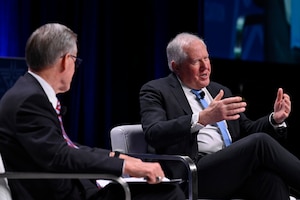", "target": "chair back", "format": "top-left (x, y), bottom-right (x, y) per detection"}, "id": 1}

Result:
top-left (110, 124), bottom-right (147, 154)
top-left (110, 124), bottom-right (200, 200)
